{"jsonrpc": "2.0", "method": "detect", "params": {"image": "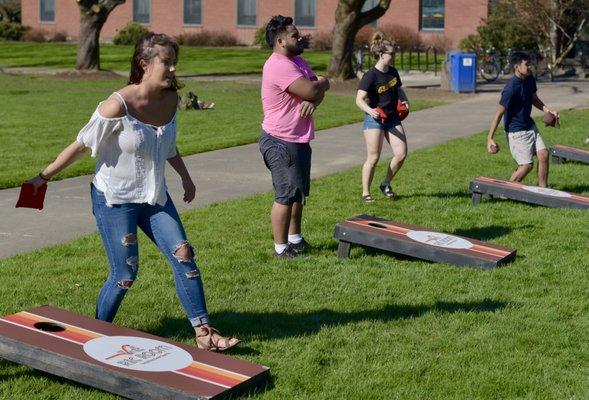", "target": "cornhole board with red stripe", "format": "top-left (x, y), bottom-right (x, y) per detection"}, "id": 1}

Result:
top-left (0, 306), bottom-right (269, 400)
top-left (469, 176), bottom-right (589, 209)
top-left (549, 144), bottom-right (589, 164)
top-left (333, 215), bottom-right (516, 269)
